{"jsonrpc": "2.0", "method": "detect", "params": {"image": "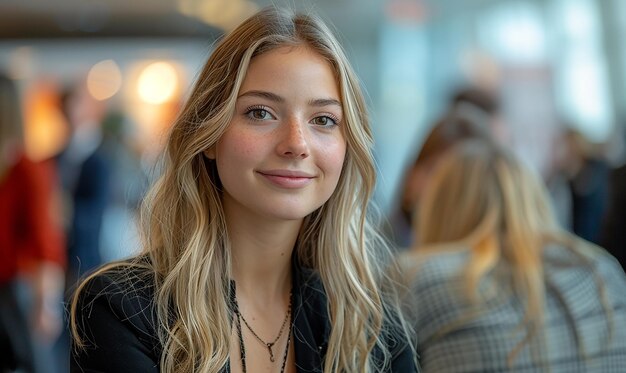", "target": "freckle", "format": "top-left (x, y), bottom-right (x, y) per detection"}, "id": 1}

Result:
top-left (281, 253), bottom-right (284, 256)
